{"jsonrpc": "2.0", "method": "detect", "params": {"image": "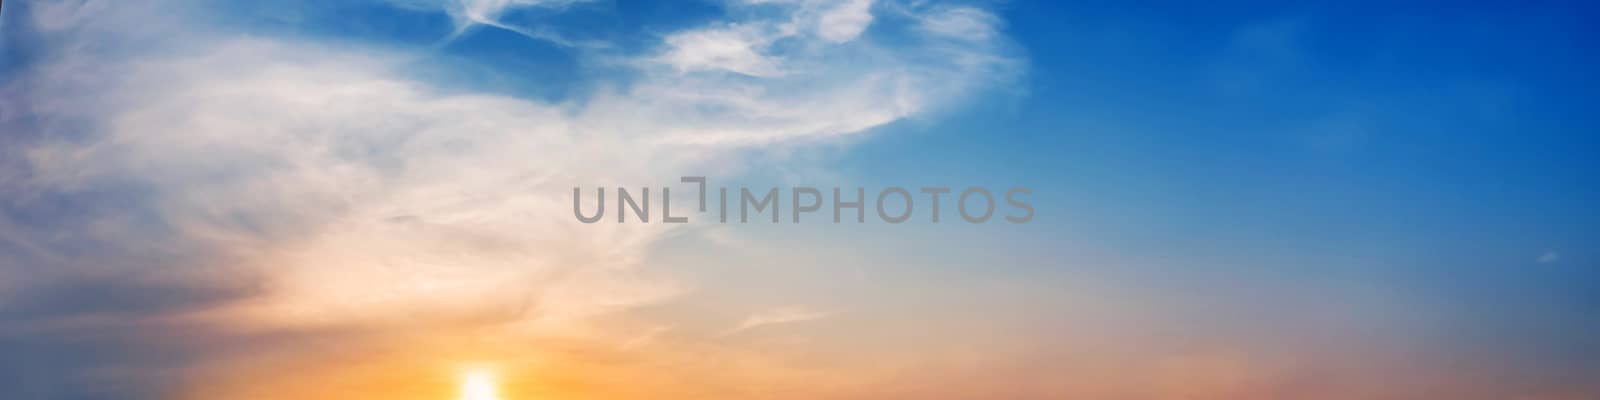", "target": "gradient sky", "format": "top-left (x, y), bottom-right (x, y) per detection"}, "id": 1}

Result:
top-left (2, 1), bottom-right (1598, 399)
